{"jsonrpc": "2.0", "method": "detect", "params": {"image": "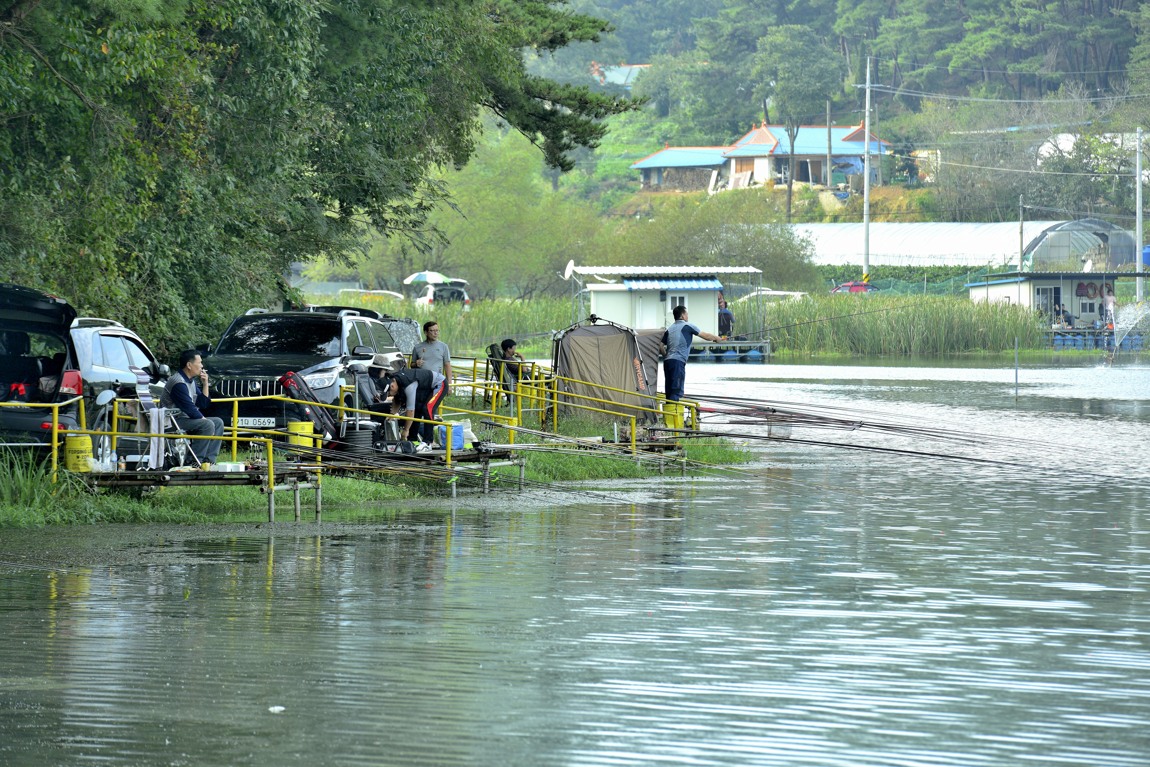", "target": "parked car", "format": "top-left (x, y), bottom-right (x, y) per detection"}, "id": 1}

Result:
top-left (736, 288), bottom-right (809, 302)
top-left (70, 317), bottom-right (169, 403)
top-left (414, 281), bottom-right (471, 311)
top-left (202, 308), bottom-right (405, 430)
top-left (305, 305), bottom-right (422, 356)
top-left (831, 281), bottom-right (878, 293)
top-left (1, 284), bottom-right (84, 447)
top-left (1, 284), bottom-right (167, 450)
